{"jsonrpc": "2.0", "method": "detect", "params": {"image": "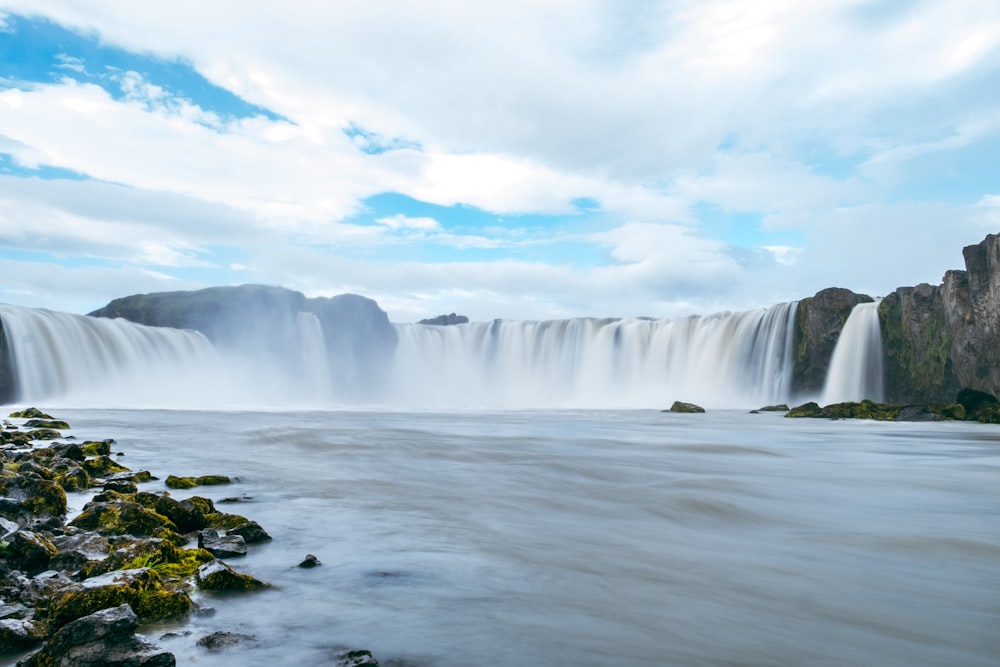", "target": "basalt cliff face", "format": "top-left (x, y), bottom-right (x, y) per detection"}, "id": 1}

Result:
top-left (879, 233), bottom-right (1000, 404)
